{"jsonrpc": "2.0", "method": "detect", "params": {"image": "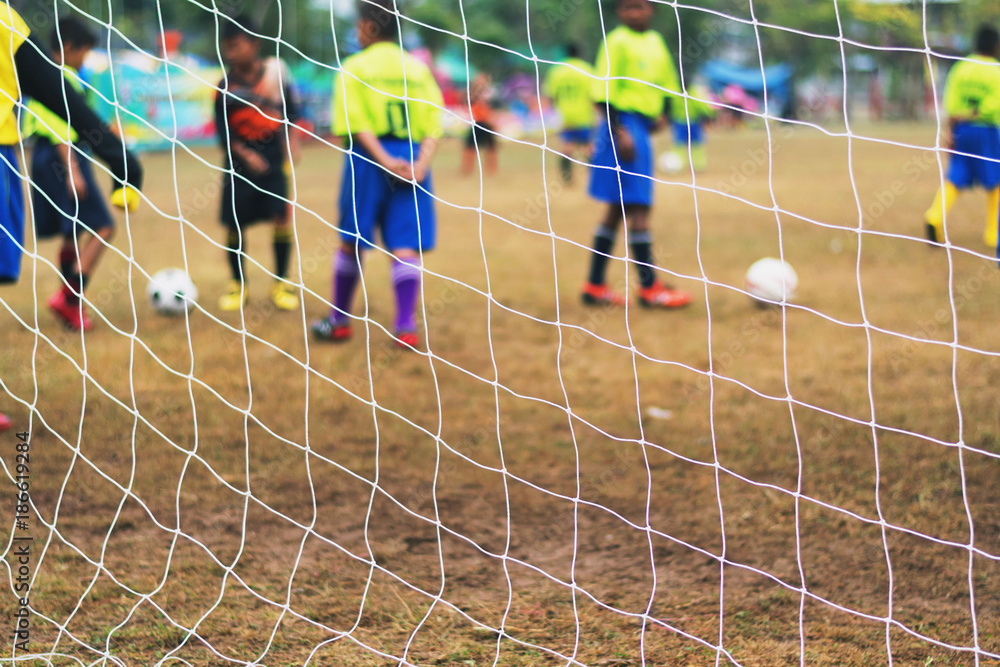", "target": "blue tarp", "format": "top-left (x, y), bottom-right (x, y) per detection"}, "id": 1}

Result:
top-left (701, 60), bottom-right (793, 97)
